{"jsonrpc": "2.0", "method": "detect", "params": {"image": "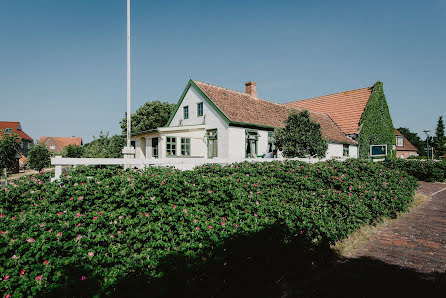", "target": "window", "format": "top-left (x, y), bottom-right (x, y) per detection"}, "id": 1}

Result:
top-left (207, 129), bottom-right (218, 158)
top-left (370, 144), bottom-right (387, 157)
top-left (183, 106), bottom-right (189, 119)
top-left (4, 128), bottom-right (12, 134)
top-left (267, 132), bottom-right (275, 153)
top-left (245, 129), bottom-right (259, 158)
top-left (166, 137), bottom-right (176, 156)
top-left (343, 144), bottom-right (349, 156)
top-left (50, 145), bottom-right (55, 150)
top-left (197, 102), bottom-right (203, 117)
top-left (396, 136), bottom-right (404, 147)
top-left (152, 137), bottom-right (159, 158)
top-left (181, 138), bottom-right (191, 156)
top-left (131, 141), bottom-right (136, 149)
